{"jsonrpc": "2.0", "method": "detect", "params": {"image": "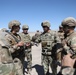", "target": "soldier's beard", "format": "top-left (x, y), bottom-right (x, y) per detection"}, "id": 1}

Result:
top-left (43, 28), bottom-right (49, 33)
